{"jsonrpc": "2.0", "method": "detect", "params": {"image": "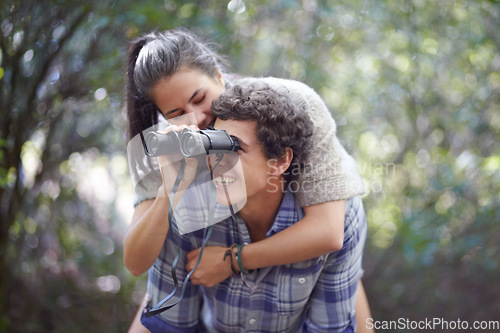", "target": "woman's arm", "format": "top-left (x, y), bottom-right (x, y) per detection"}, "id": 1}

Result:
top-left (244, 200), bottom-right (345, 267)
top-left (186, 200), bottom-right (345, 286)
top-left (123, 198), bottom-right (170, 276)
top-left (124, 126), bottom-right (200, 276)
top-left (123, 166), bottom-right (198, 276)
